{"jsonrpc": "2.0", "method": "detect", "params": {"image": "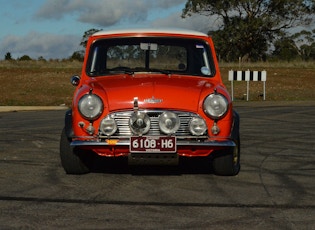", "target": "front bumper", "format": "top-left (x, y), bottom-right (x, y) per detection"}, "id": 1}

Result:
top-left (70, 137), bottom-right (237, 164)
top-left (71, 139), bottom-right (236, 147)
top-left (71, 138), bottom-right (236, 162)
